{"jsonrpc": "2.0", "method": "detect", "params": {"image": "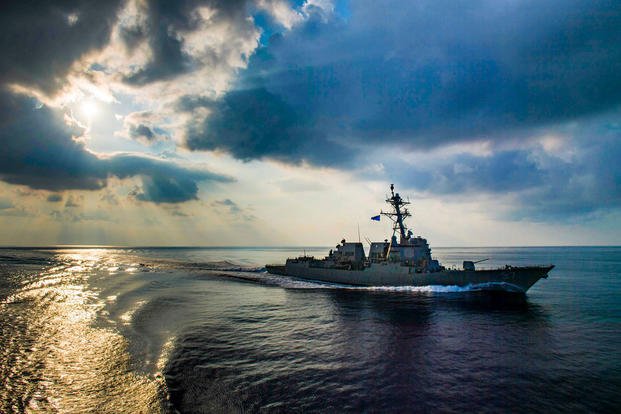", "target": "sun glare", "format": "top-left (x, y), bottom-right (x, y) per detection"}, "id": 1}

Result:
top-left (80, 100), bottom-right (98, 120)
